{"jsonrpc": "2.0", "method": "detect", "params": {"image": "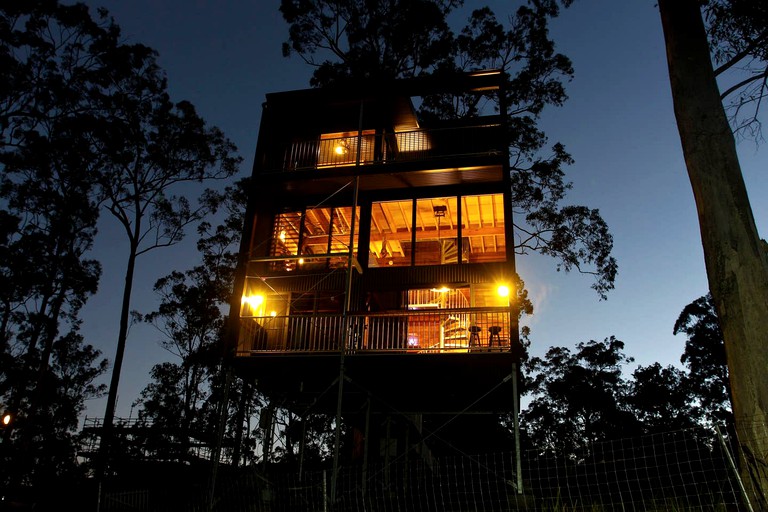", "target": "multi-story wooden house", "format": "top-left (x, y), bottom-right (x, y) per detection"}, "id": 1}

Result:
top-left (229, 70), bottom-right (523, 465)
